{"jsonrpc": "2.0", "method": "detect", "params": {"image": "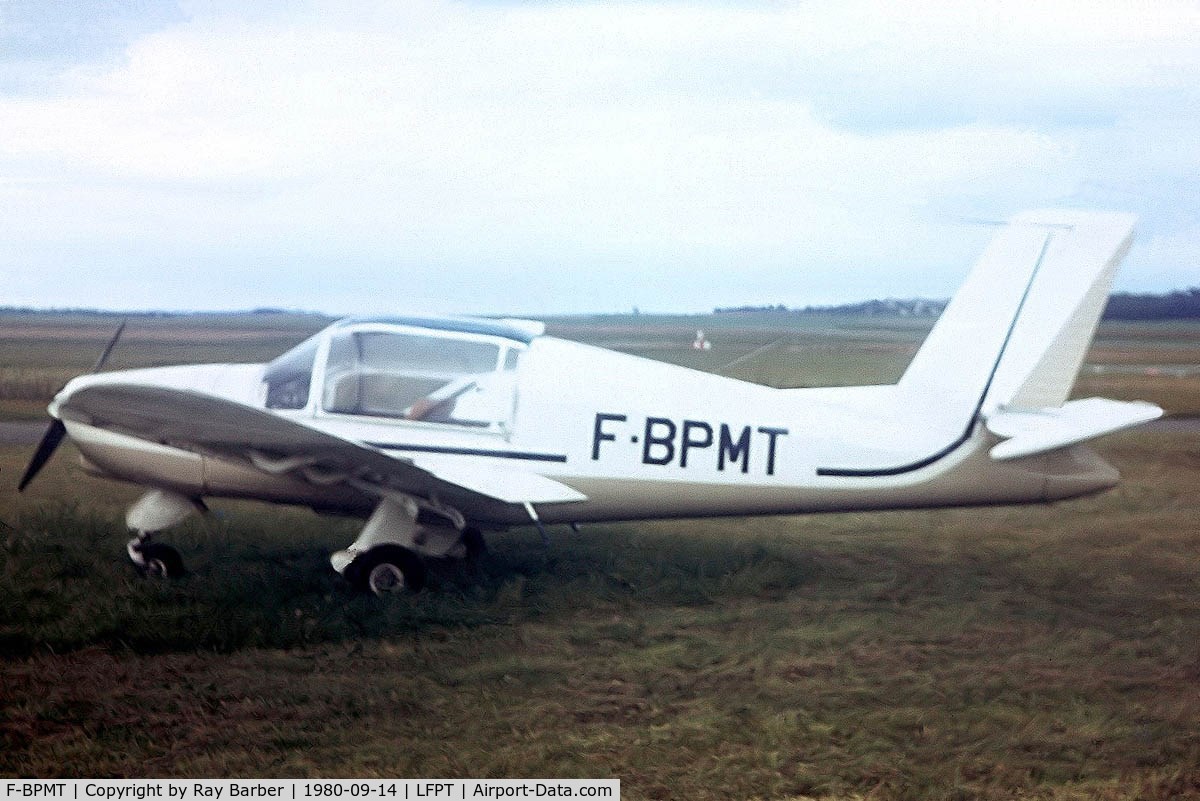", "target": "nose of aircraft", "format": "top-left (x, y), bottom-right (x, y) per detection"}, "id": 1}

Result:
top-left (47, 371), bottom-right (120, 418)
top-left (18, 322), bottom-right (126, 492)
